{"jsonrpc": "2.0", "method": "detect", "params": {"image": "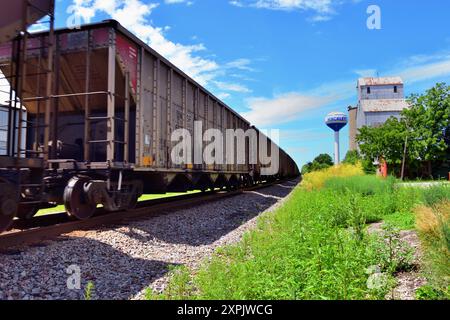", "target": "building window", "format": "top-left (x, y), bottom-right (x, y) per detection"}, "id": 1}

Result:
top-left (367, 87), bottom-right (371, 94)
top-left (394, 86), bottom-right (398, 93)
